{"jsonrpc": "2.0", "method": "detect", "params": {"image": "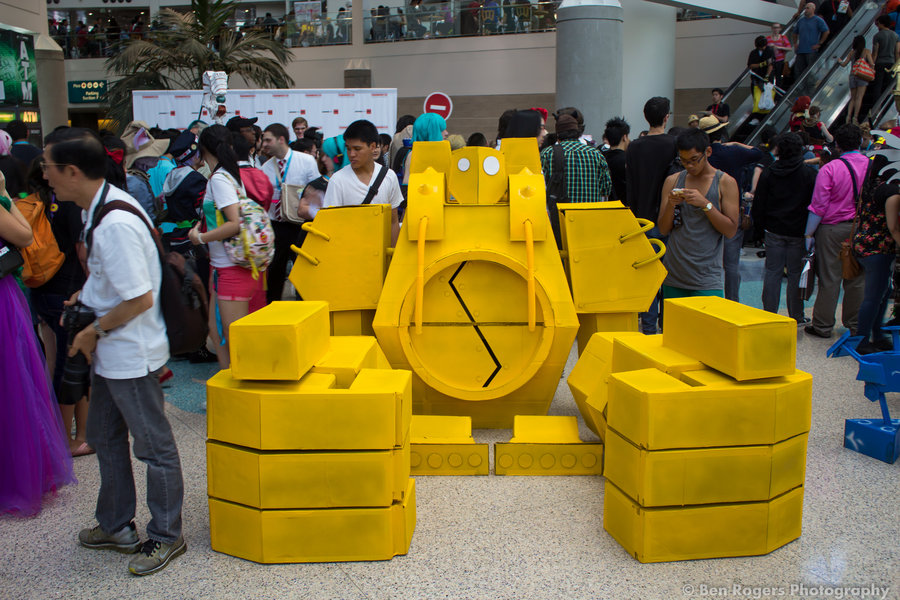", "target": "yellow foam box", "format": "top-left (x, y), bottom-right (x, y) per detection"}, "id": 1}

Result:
top-left (662, 297), bottom-right (796, 381)
top-left (567, 332), bottom-right (643, 439)
top-left (207, 436), bottom-right (410, 509)
top-left (575, 312), bottom-right (639, 356)
top-left (229, 301), bottom-right (330, 381)
top-left (494, 416), bottom-right (604, 475)
top-left (604, 480), bottom-right (803, 563)
top-left (311, 336), bottom-right (381, 388)
top-left (331, 309), bottom-right (376, 337)
top-left (410, 415), bottom-right (489, 475)
top-left (207, 368), bottom-right (411, 450)
top-left (209, 478), bottom-right (416, 563)
top-left (608, 368), bottom-right (811, 450)
top-left (604, 428), bottom-right (808, 506)
top-left (611, 334), bottom-right (705, 376)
